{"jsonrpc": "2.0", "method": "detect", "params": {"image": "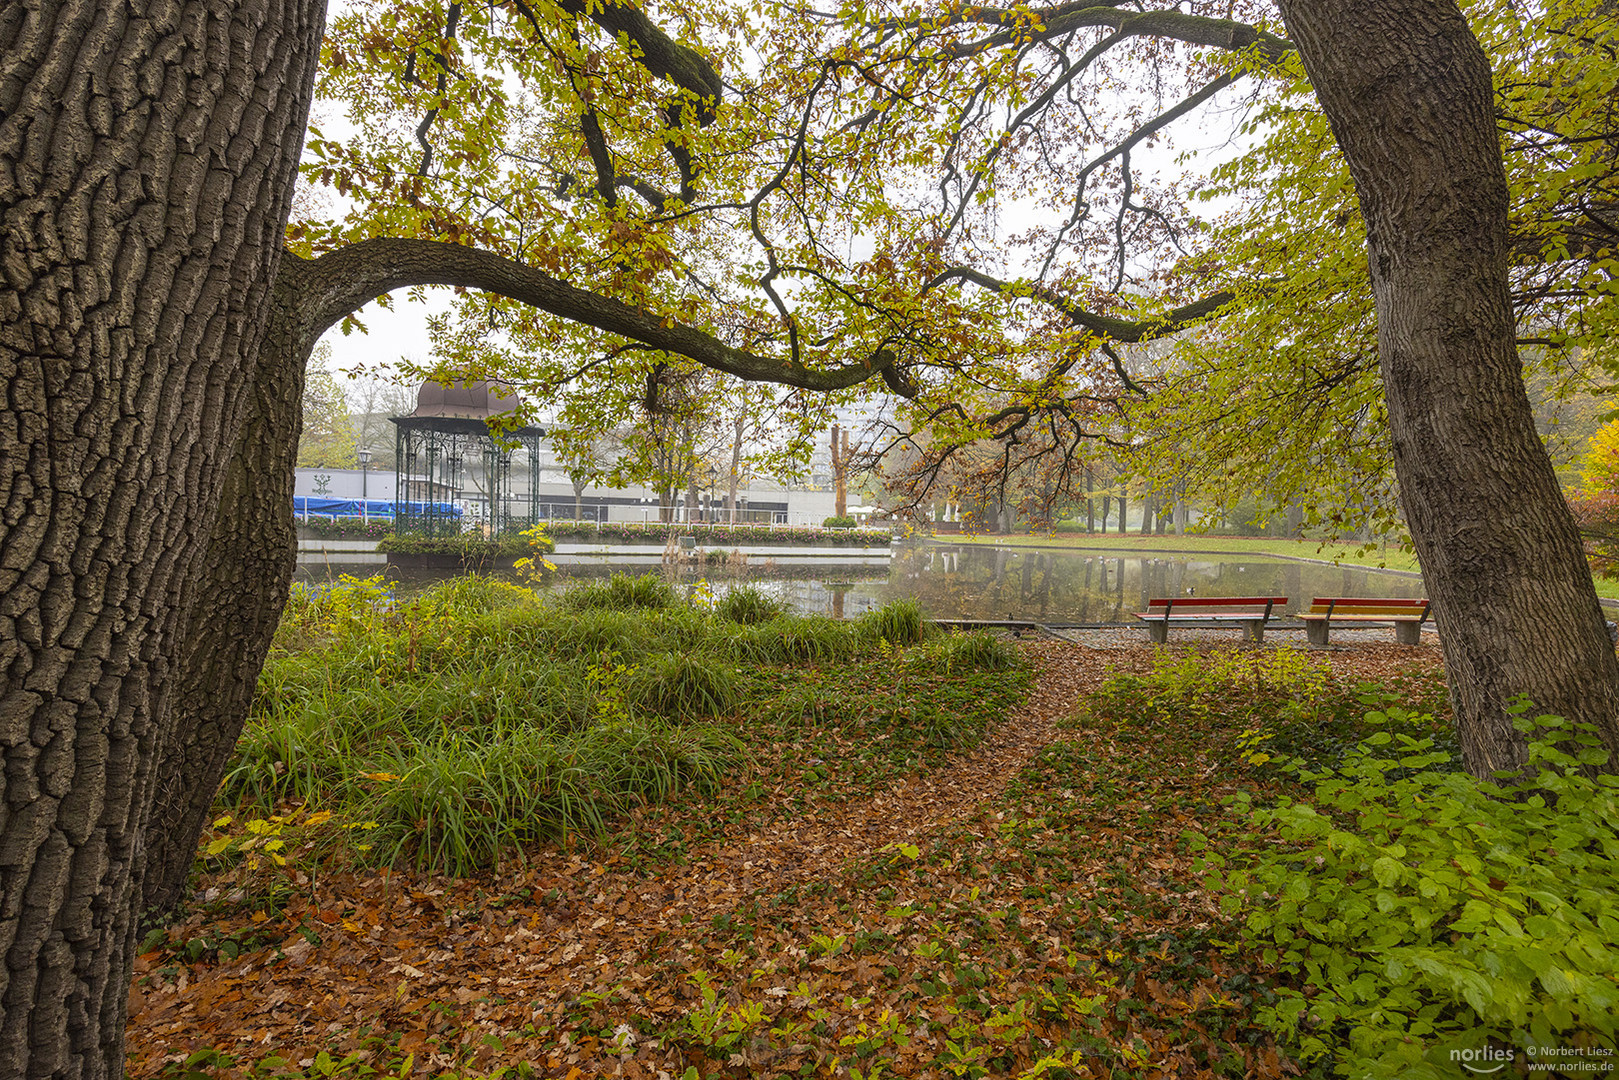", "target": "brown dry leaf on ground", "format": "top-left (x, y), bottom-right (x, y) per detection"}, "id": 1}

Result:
top-left (126, 637), bottom-right (1444, 1079)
